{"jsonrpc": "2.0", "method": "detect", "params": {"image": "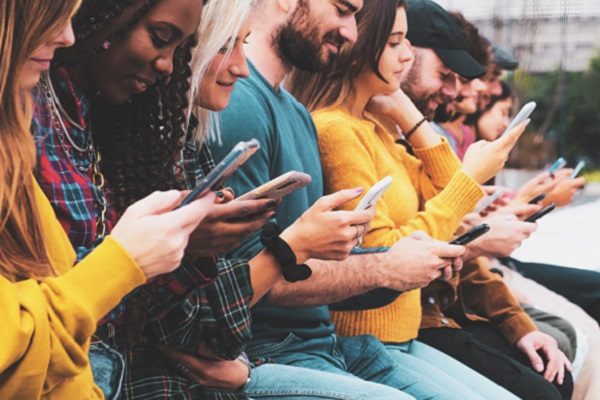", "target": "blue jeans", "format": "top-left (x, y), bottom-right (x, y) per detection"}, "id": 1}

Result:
top-left (386, 341), bottom-right (519, 400)
top-left (245, 334), bottom-right (413, 399)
